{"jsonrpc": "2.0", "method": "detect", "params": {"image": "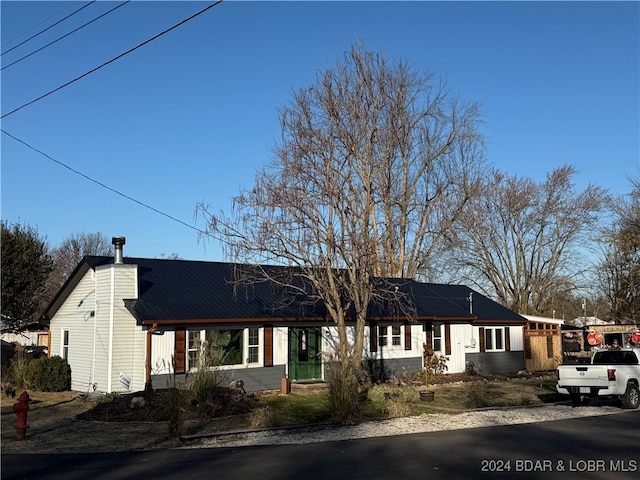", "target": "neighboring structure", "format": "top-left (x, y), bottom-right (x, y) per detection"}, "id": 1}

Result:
top-left (560, 323), bottom-right (640, 364)
top-left (570, 316), bottom-right (613, 327)
top-left (0, 321), bottom-right (49, 353)
top-left (521, 315), bottom-right (564, 371)
top-left (44, 238), bottom-right (528, 394)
